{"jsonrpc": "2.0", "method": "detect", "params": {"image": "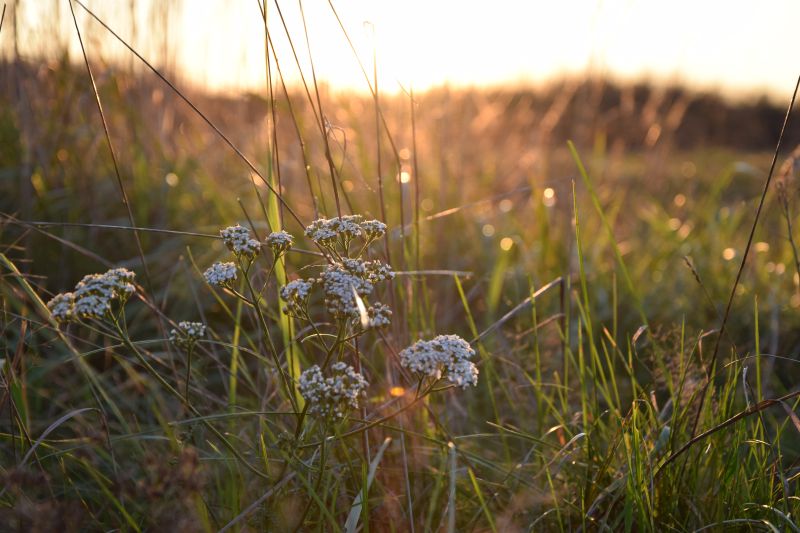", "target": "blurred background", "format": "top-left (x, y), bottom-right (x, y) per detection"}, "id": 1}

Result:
top-left (3, 0), bottom-right (800, 344)
top-left (5, 2), bottom-right (800, 529)
top-left (5, 0), bottom-right (800, 96)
